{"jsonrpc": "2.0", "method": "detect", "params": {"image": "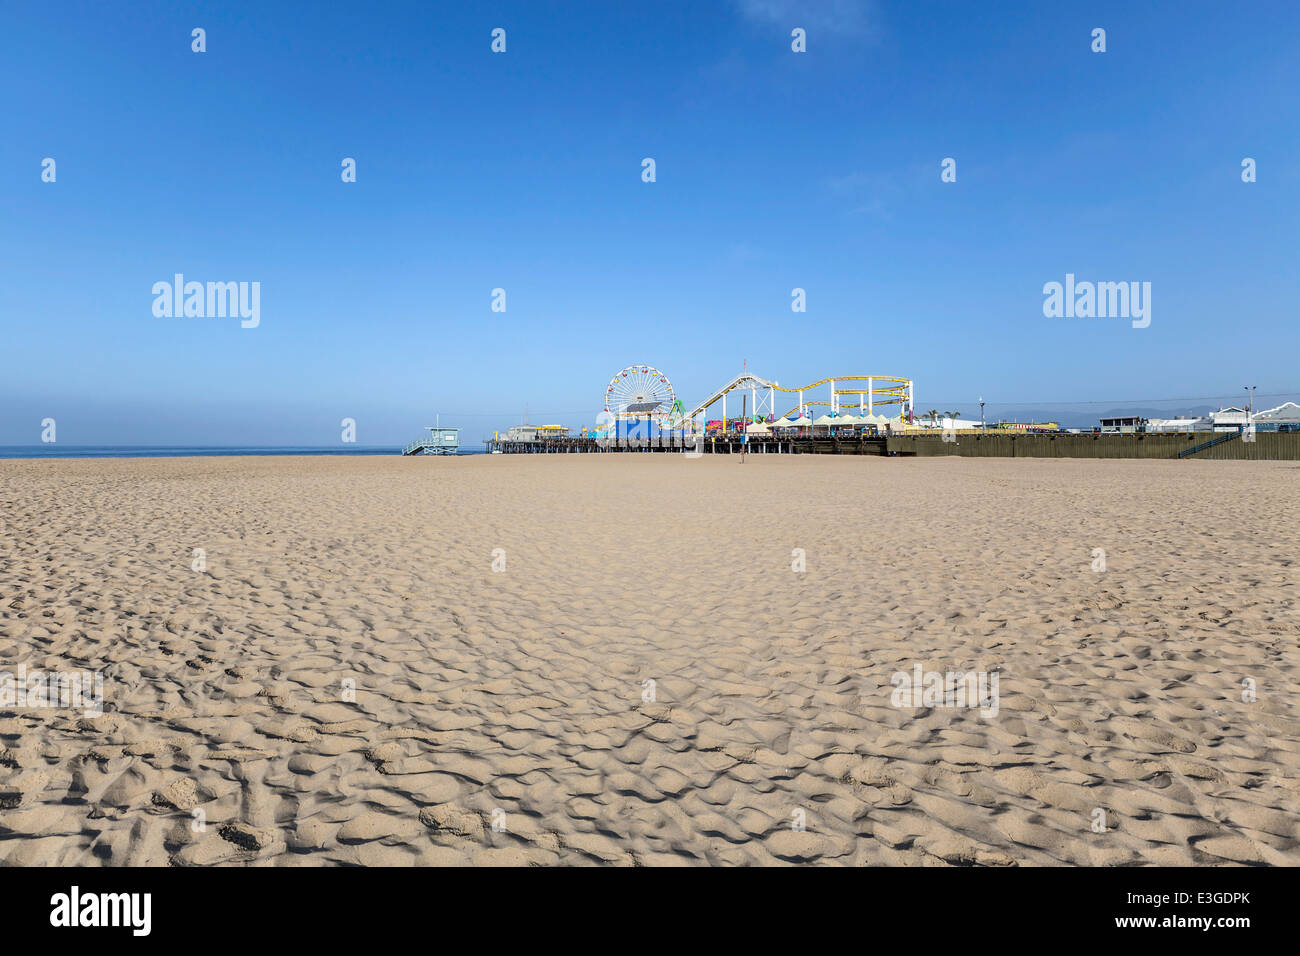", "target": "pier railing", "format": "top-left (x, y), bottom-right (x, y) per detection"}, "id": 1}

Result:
top-left (480, 430), bottom-right (1299, 459)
